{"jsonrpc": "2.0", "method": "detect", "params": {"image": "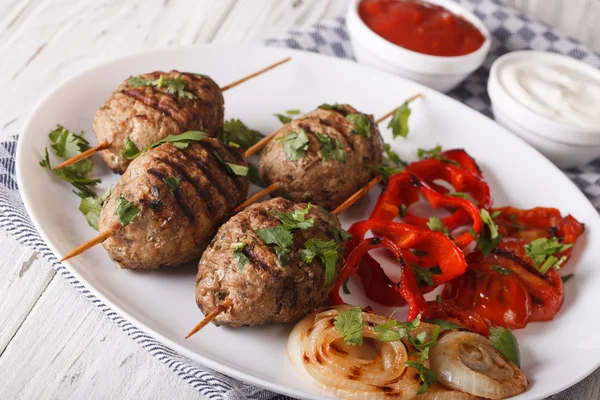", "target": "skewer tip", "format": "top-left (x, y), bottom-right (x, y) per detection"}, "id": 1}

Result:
top-left (186, 300), bottom-right (232, 339)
